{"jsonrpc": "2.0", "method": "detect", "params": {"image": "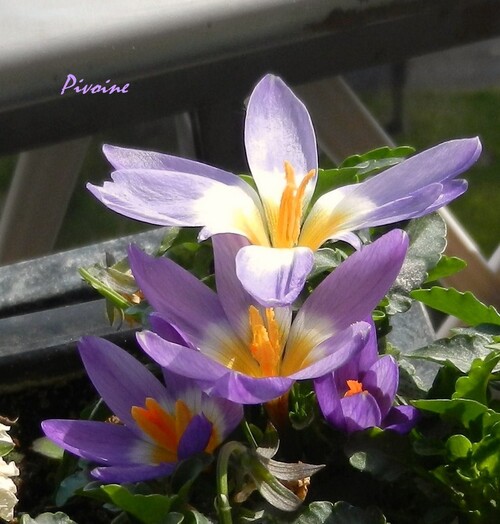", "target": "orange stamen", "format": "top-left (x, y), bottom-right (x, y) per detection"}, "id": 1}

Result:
top-left (344, 380), bottom-right (365, 397)
top-left (275, 162), bottom-right (315, 248)
top-left (248, 305), bottom-right (282, 377)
